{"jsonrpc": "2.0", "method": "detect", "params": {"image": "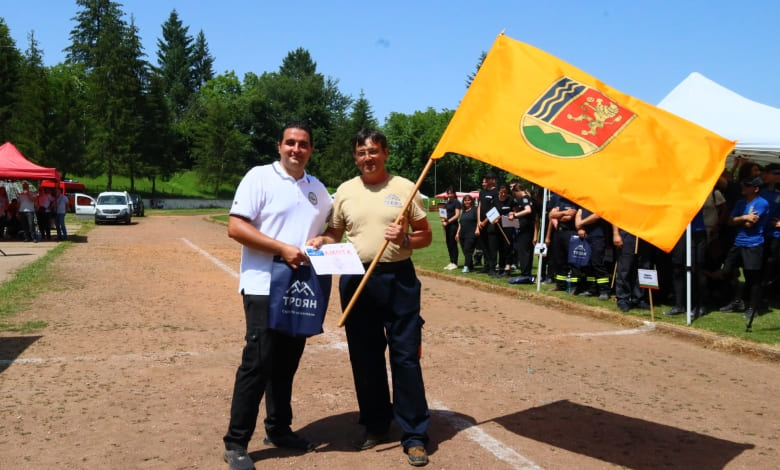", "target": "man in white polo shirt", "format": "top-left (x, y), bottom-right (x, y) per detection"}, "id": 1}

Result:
top-left (222, 122), bottom-right (332, 470)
